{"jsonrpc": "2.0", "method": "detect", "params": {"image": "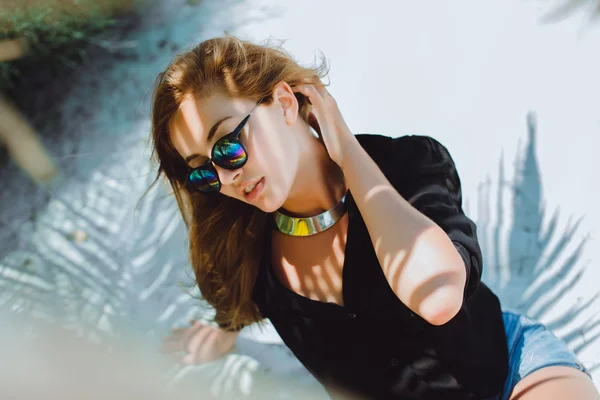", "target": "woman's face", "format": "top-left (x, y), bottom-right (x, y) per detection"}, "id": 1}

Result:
top-left (168, 84), bottom-right (302, 213)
